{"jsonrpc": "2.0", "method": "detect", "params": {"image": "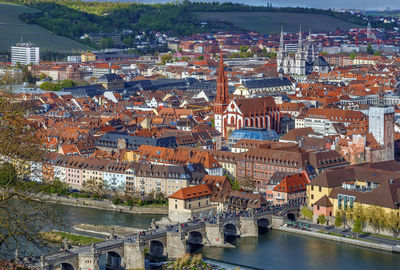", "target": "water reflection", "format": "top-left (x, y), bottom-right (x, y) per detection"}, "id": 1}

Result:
top-left (198, 231), bottom-right (400, 270)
